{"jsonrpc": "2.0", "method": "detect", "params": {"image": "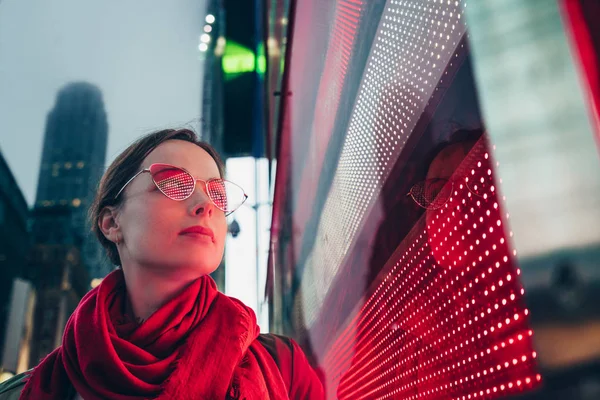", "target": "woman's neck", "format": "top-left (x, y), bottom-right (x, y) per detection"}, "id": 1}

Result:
top-left (121, 265), bottom-right (199, 321)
